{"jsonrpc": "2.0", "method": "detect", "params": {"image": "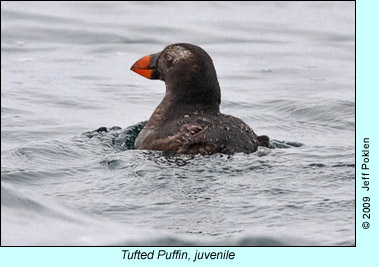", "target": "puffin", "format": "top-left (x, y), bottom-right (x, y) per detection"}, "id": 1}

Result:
top-left (130, 43), bottom-right (272, 154)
